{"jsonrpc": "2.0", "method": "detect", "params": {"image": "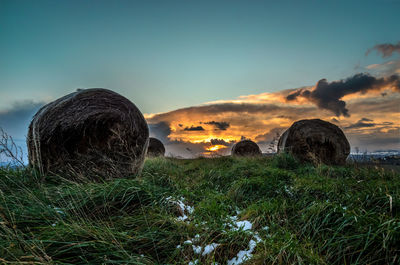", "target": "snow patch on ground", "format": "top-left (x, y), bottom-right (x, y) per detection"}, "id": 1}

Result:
top-left (202, 243), bottom-right (220, 256)
top-left (183, 238), bottom-right (220, 257)
top-left (170, 200), bottom-right (267, 265)
top-left (166, 196), bottom-right (194, 222)
top-left (224, 213), bottom-right (265, 264)
top-left (192, 245), bottom-right (202, 254)
top-left (227, 234), bottom-right (262, 265)
top-left (231, 220), bottom-right (252, 231)
top-left (284, 185), bottom-right (294, 197)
